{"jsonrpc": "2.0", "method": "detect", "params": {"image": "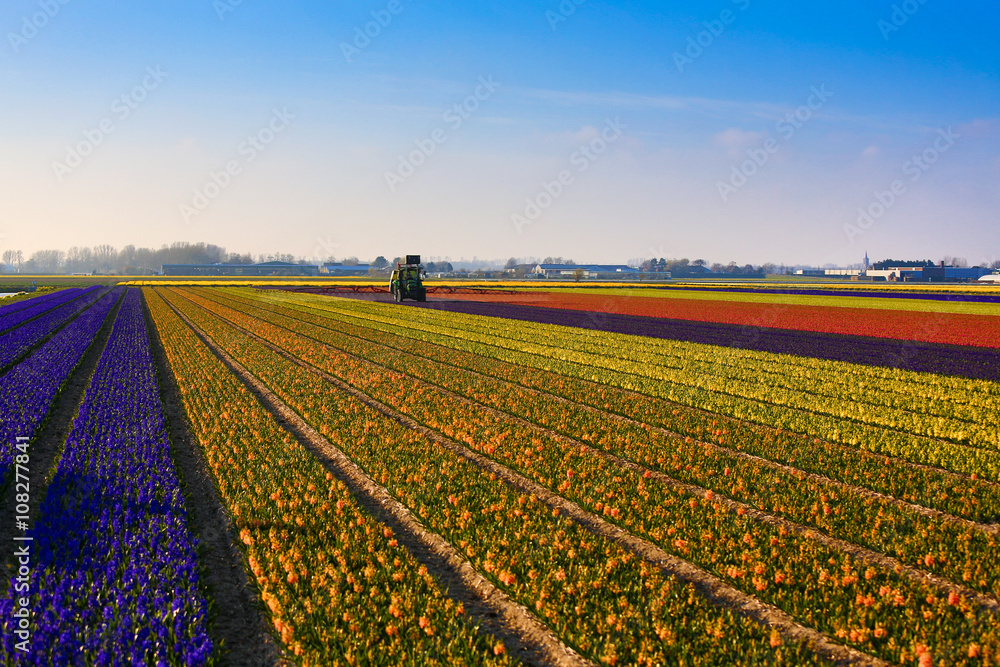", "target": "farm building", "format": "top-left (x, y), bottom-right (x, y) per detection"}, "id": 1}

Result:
top-left (321, 264), bottom-right (371, 276)
top-left (161, 261), bottom-right (320, 277)
top-left (532, 263), bottom-right (640, 279)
